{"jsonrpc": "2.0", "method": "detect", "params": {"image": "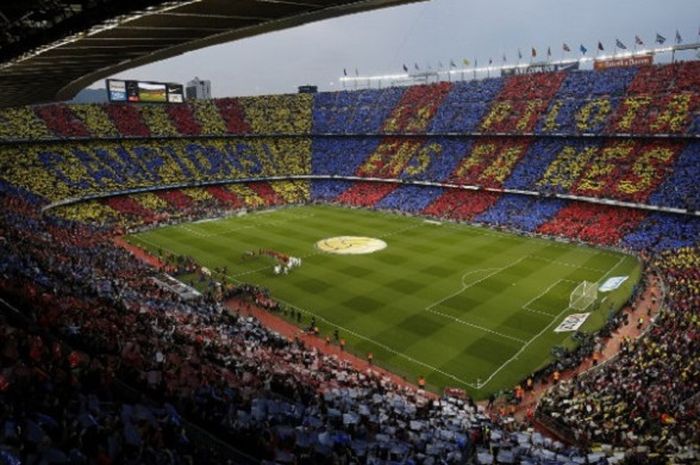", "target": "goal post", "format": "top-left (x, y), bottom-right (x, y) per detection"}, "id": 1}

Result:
top-left (569, 281), bottom-right (598, 311)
